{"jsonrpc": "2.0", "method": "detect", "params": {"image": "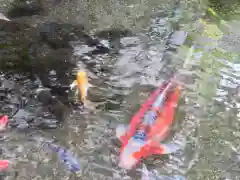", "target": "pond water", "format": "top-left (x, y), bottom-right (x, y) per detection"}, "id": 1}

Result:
top-left (0, 0), bottom-right (239, 179)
